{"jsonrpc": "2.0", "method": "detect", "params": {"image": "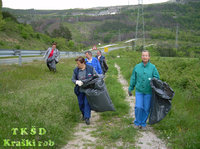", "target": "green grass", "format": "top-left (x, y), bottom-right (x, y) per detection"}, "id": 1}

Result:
top-left (0, 59), bottom-right (80, 148)
top-left (106, 48), bottom-right (200, 149)
top-left (93, 59), bottom-right (137, 148)
top-left (1, 48), bottom-right (200, 148)
top-left (0, 56), bottom-right (138, 148)
top-left (153, 90), bottom-right (200, 149)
